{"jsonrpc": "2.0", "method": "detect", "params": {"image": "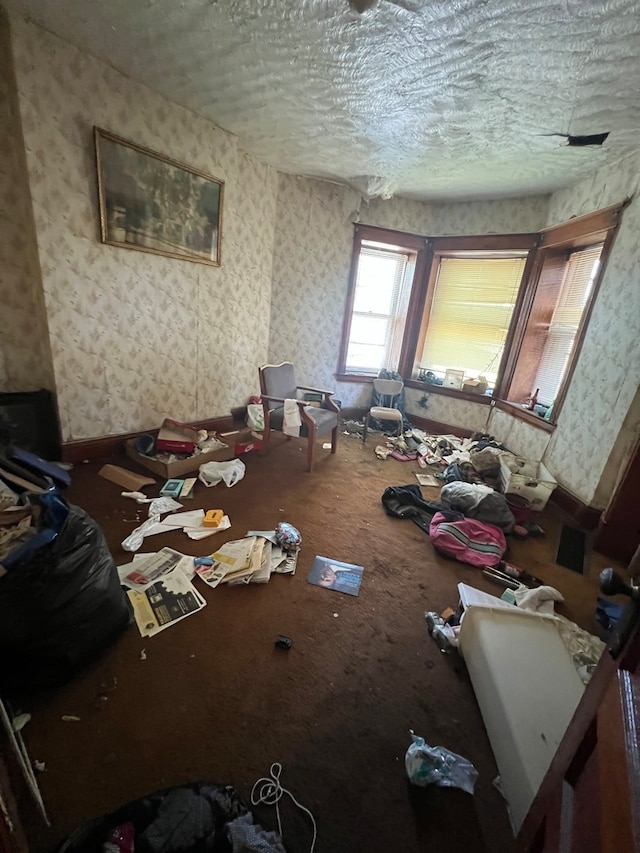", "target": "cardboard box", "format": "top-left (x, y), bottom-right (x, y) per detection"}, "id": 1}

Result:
top-left (155, 418), bottom-right (199, 454)
top-left (125, 438), bottom-right (235, 479)
top-left (499, 453), bottom-right (557, 511)
top-left (221, 428), bottom-right (264, 456)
